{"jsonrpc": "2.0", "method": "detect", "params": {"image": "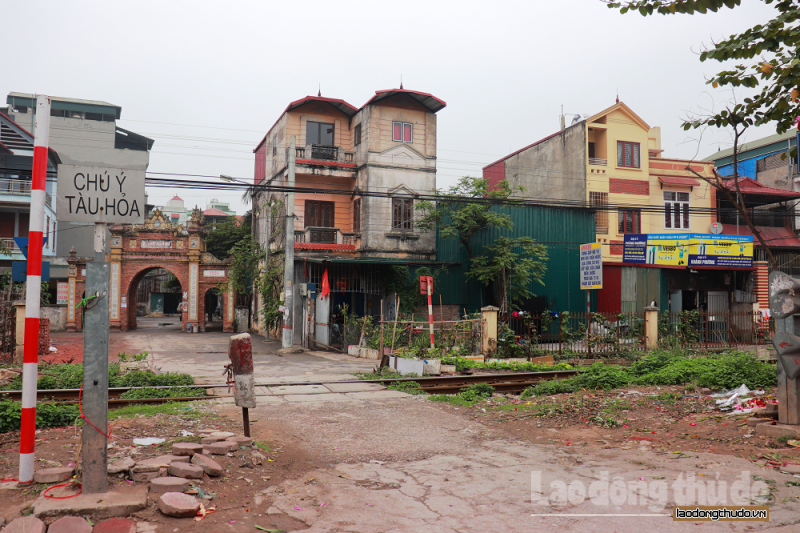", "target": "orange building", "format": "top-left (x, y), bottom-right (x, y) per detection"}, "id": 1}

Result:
top-left (252, 88), bottom-right (445, 345)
